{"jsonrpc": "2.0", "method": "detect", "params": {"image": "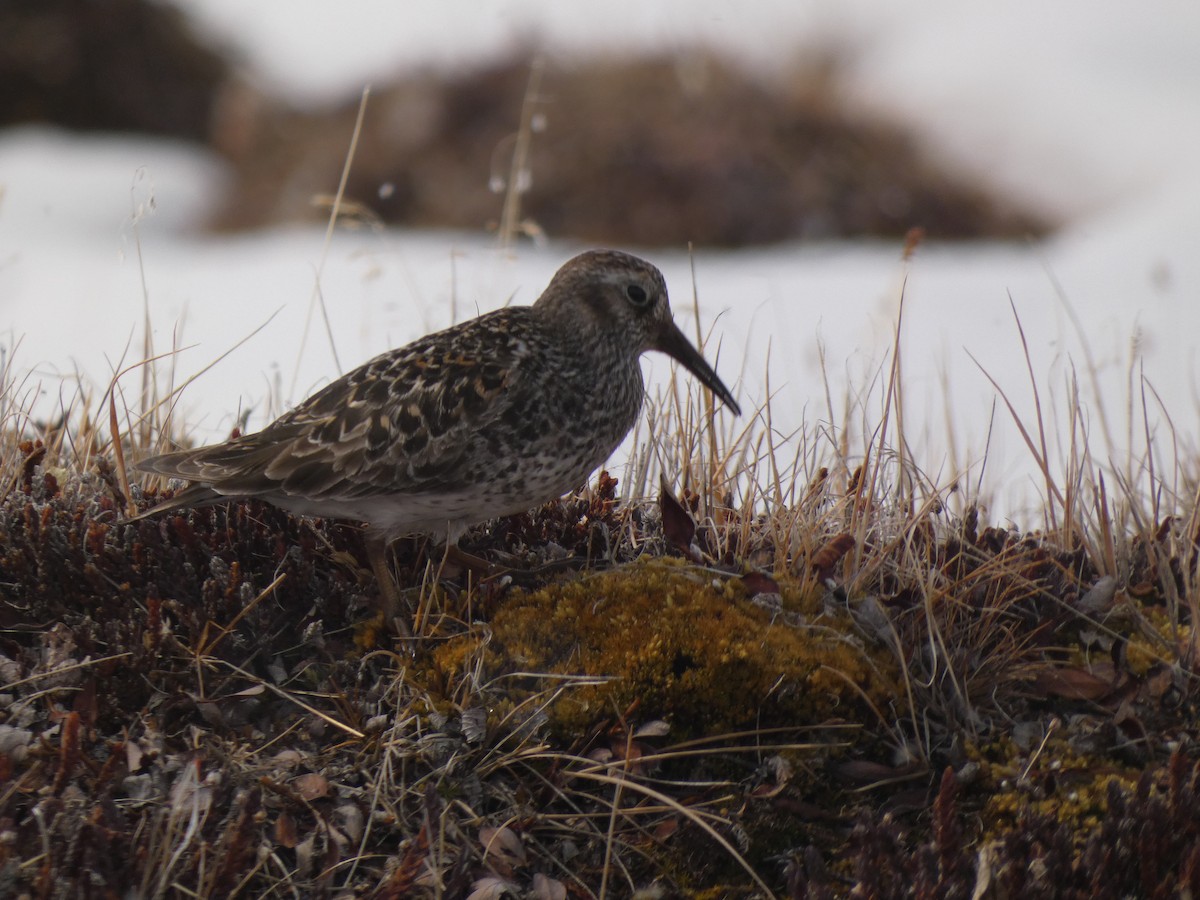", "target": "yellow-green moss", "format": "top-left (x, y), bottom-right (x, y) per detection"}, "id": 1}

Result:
top-left (1059, 601), bottom-right (1186, 678)
top-left (972, 735), bottom-right (1140, 842)
top-left (1126, 604), bottom-right (1191, 676)
top-left (432, 557), bottom-right (899, 737)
